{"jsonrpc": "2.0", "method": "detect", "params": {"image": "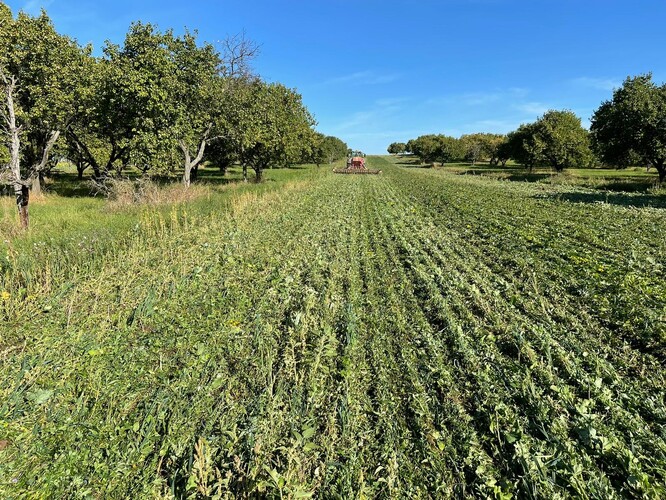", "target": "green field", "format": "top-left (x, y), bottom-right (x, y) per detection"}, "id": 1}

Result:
top-left (1, 157), bottom-right (665, 498)
top-left (395, 155), bottom-right (665, 194)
